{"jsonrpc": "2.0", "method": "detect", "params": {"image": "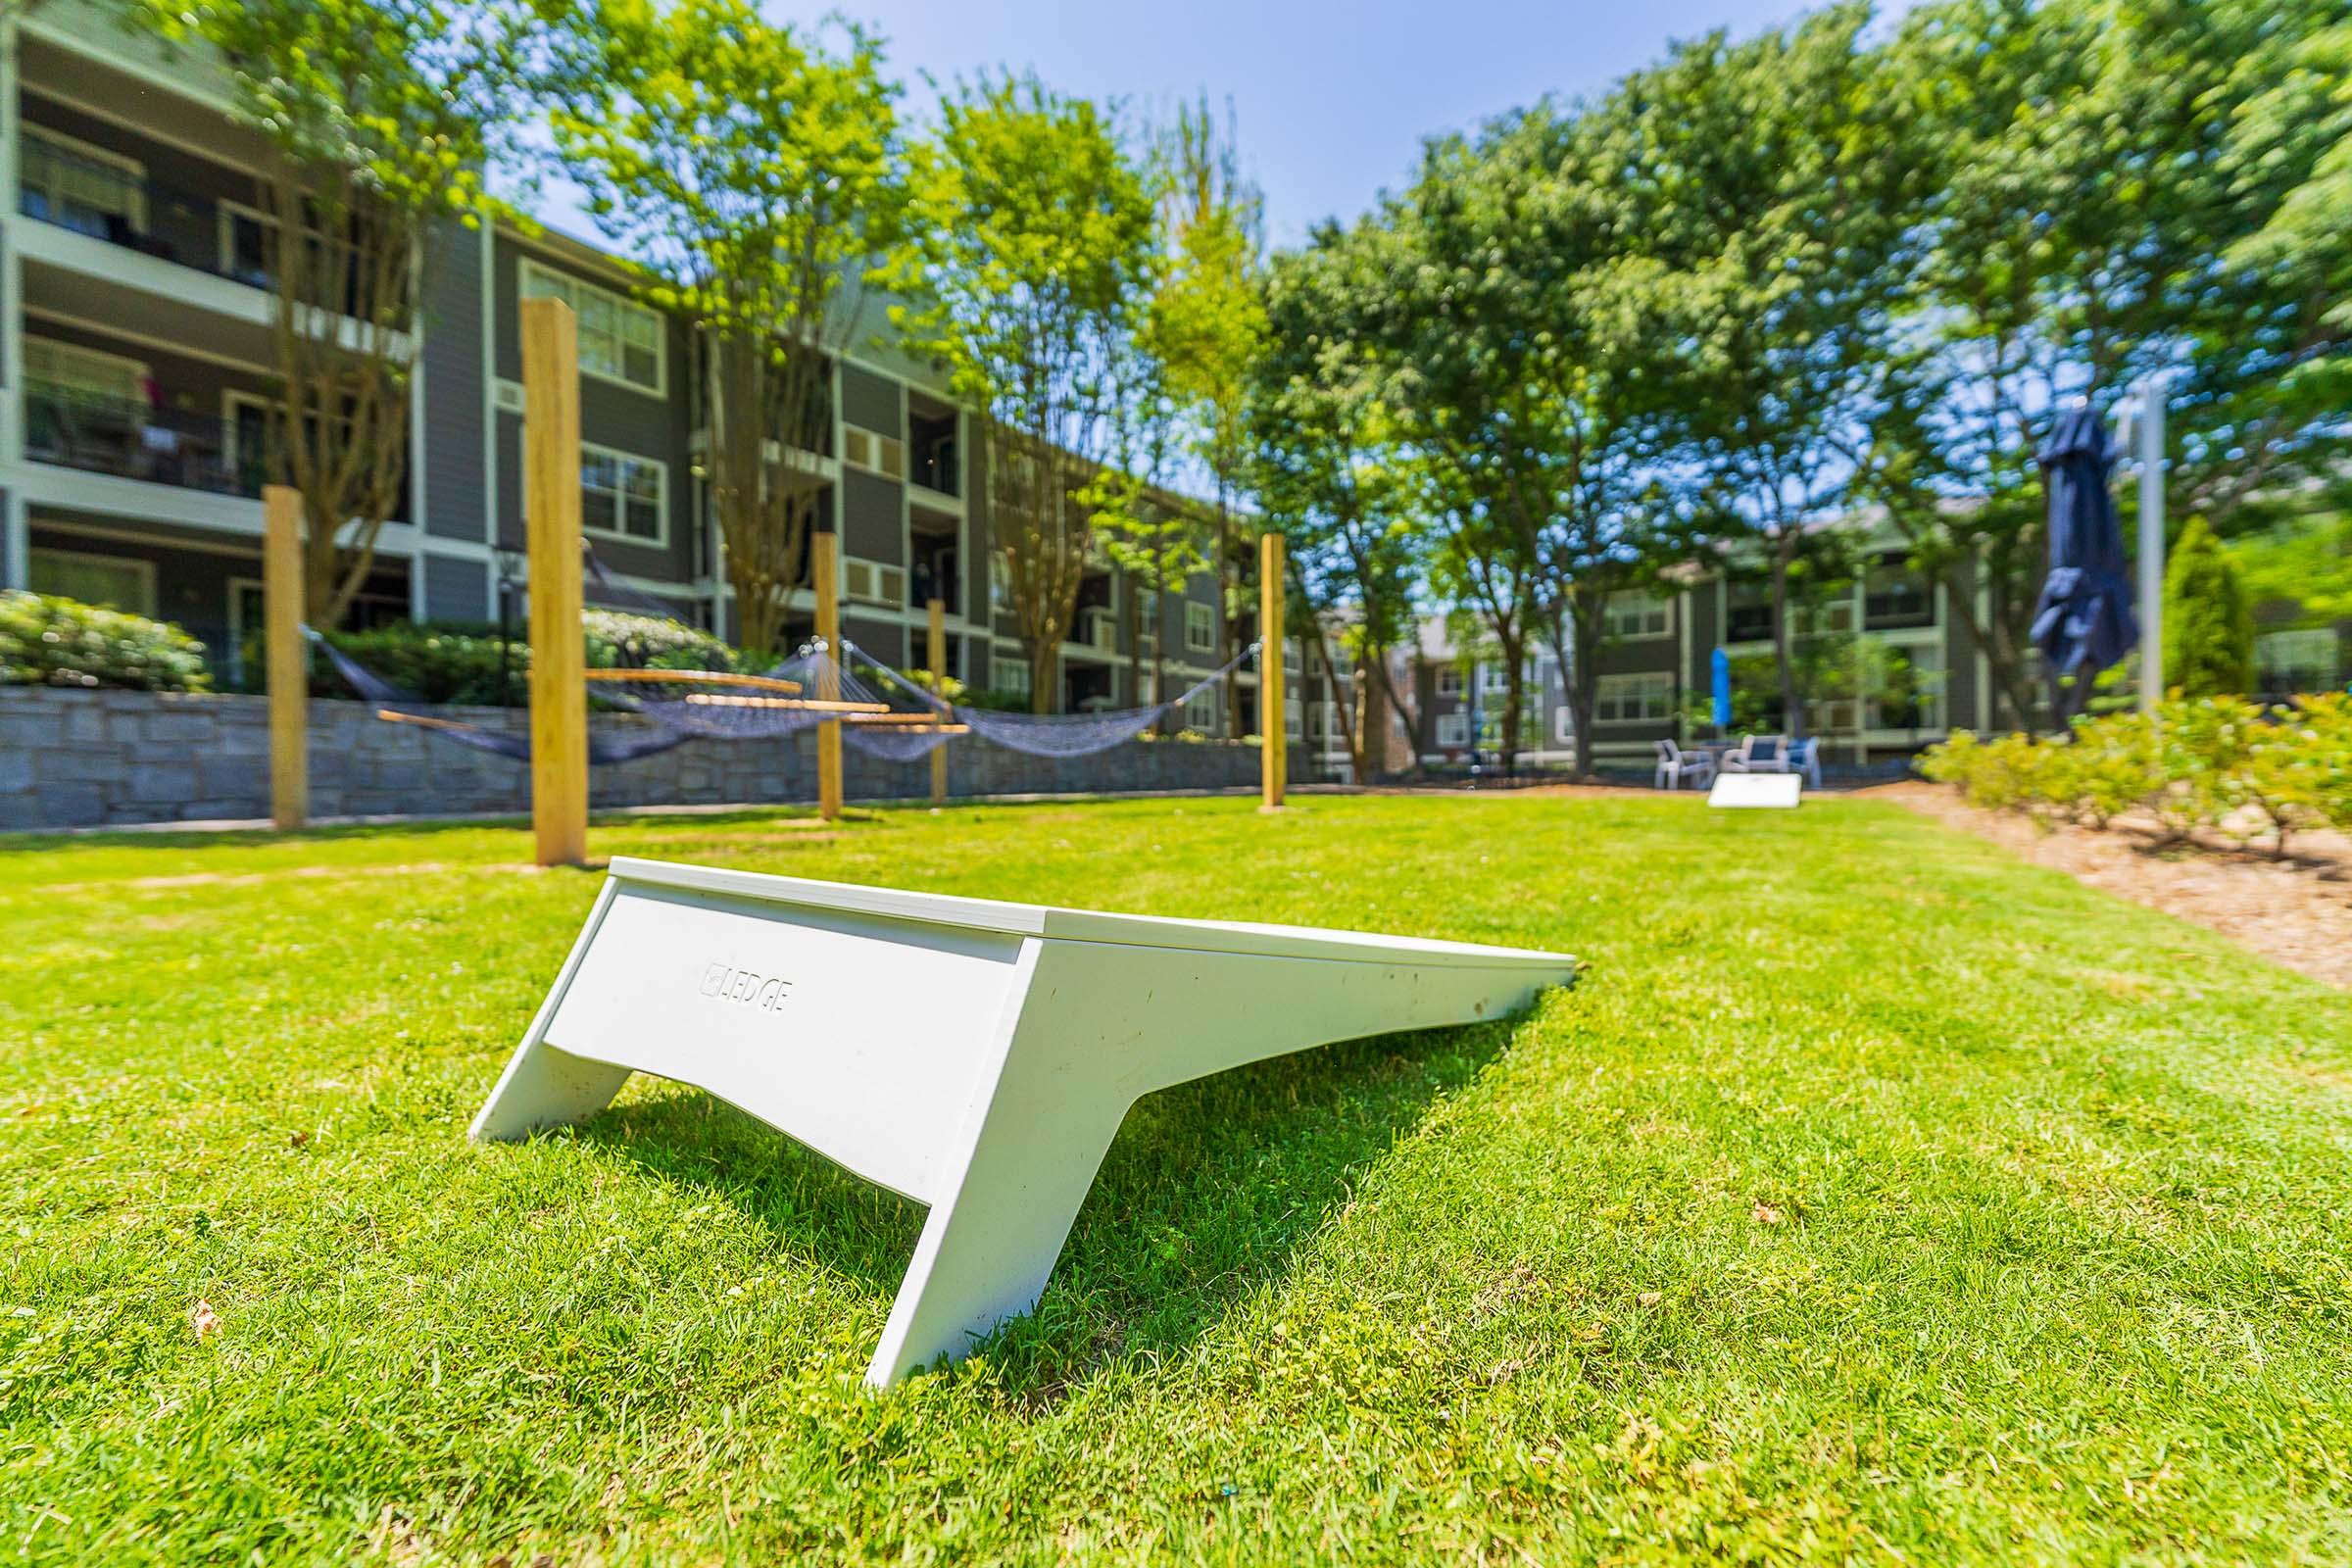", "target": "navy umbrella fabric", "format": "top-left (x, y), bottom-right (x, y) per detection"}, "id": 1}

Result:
top-left (2029, 404), bottom-right (2139, 724)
